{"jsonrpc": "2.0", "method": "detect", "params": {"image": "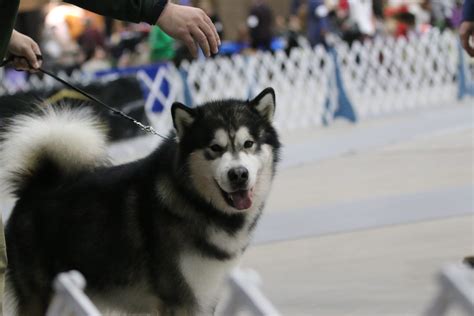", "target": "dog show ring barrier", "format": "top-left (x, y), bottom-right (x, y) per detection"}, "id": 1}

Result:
top-left (1, 29), bottom-right (472, 135)
top-left (45, 263), bottom-right (473, 316)
top-left (46, 271), bottom-right (100, 316)
top-left (423, 263), bottom-right (474, 316)
top-left (45, 269), bottom-right (281, 316)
